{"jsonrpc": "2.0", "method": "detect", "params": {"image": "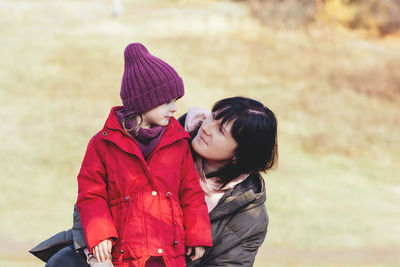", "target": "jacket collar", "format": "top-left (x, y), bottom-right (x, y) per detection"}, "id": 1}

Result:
top-left (208, 173), bottom-right (266, 222)
top-left (100, 106), bottom-right (190, 161)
